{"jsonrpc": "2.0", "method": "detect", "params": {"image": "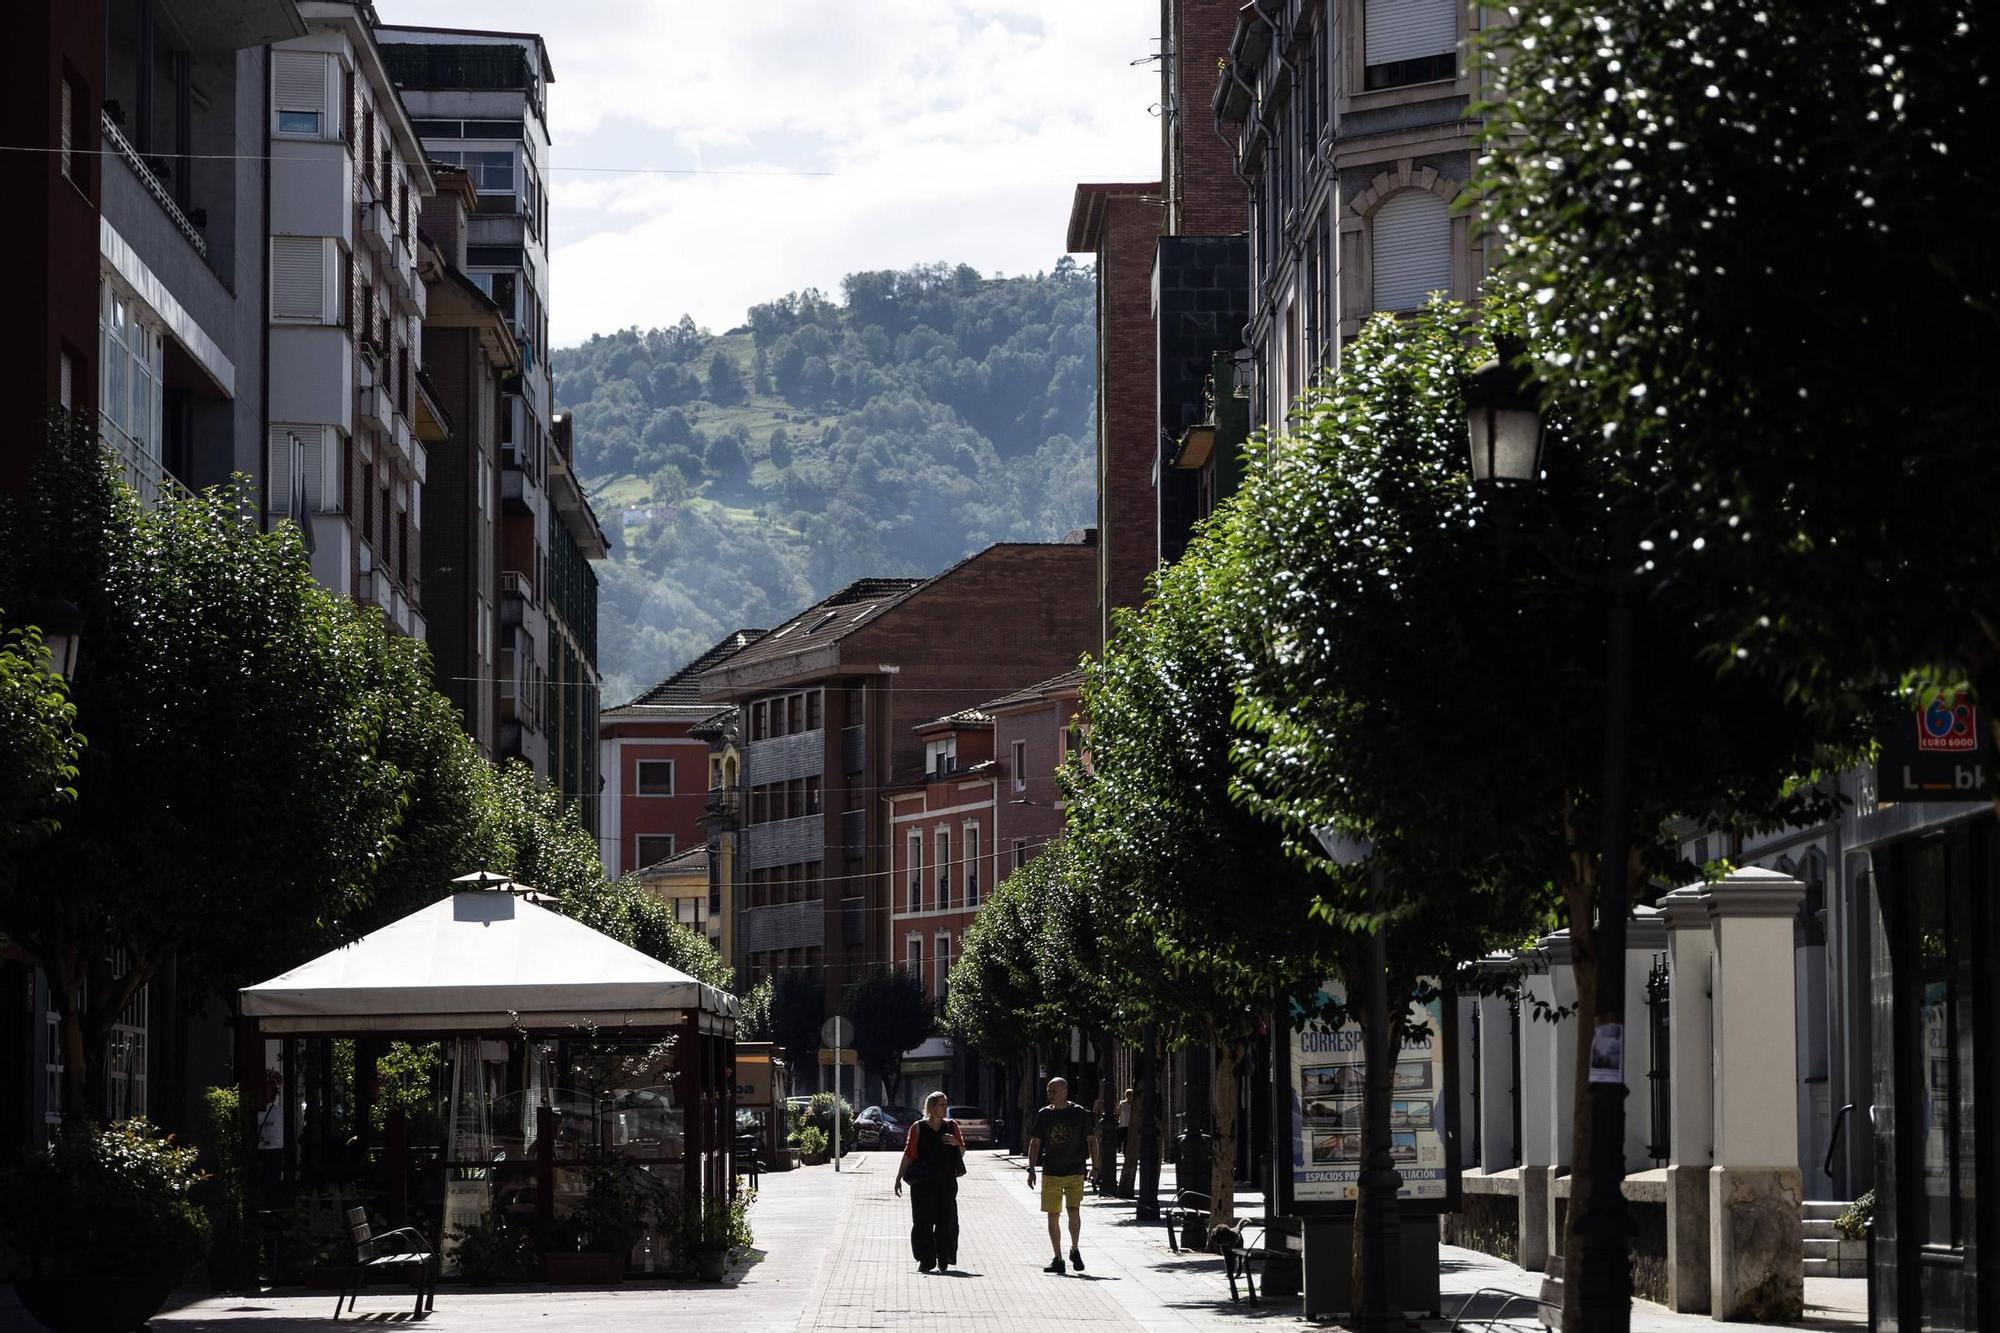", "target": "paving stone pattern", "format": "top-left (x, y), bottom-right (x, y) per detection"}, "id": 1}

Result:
top-left (0, 1148), bottom-right (1865, 1332)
